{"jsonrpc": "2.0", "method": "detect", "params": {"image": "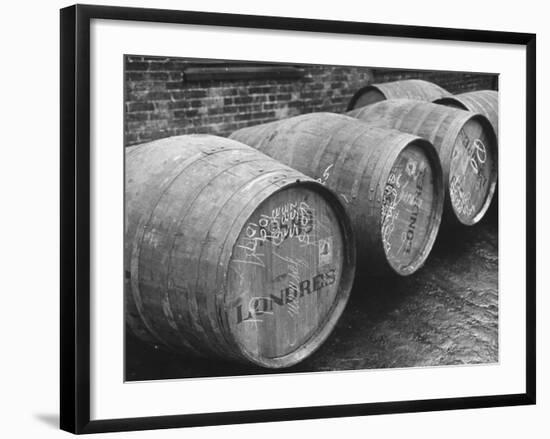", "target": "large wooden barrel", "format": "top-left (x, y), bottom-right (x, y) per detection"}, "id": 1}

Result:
top-left (347, 79), bottom-right (452, 111)
top-left (348, 99), bottom-right (498, 225)
top-left (230, 113), bottom-right (444, 276)
top-left (434, 90), bottom-right (499, 223)
top-left (125, 135), bottom-right (356, 368)
top-left (434, 90), bottom-right (499, 139)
